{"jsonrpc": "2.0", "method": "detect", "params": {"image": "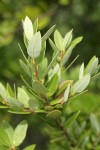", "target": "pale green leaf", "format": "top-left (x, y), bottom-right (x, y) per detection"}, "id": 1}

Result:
top-left (17, 88), bottom-right (29, 108)
top-left (62, 29), bottom-right (73, 49)
top-left (72, 74), bottom-right (90, 94)
top-left (6, 97), bottom-right (24, 110)
top-left (13, 120), bottom-right (28, 147)
top-left (85, 57), bottom-right (99, 75)
top-left (42, 25), bottom-right (56, 43)
top-left (0, 121), bottom-right (14, 147)
top-left (23, 16), bottom-right (34, 41)
top-left (23, 144), bottom-right (36, 150)
top-left (49, 38), bottom-right (59, 52)
top-left (61, 36), bottom-right (83, 66)
top-left (64, 84), bottom-right (70, 102)
top-left (33, 18), bottom-right (38, 33)
top-left (54, 29), bottom-right (63, 50)
top-left (79, 63), bottom-right (84, 80)
top-left (27, 32), bottom-right (41, 58)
